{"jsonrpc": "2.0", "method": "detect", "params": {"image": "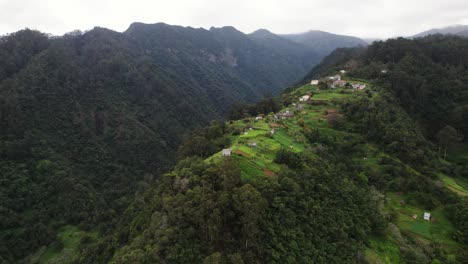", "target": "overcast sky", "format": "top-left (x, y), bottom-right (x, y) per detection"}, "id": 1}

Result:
top-left (1, 0), bottom-right (468, 38)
